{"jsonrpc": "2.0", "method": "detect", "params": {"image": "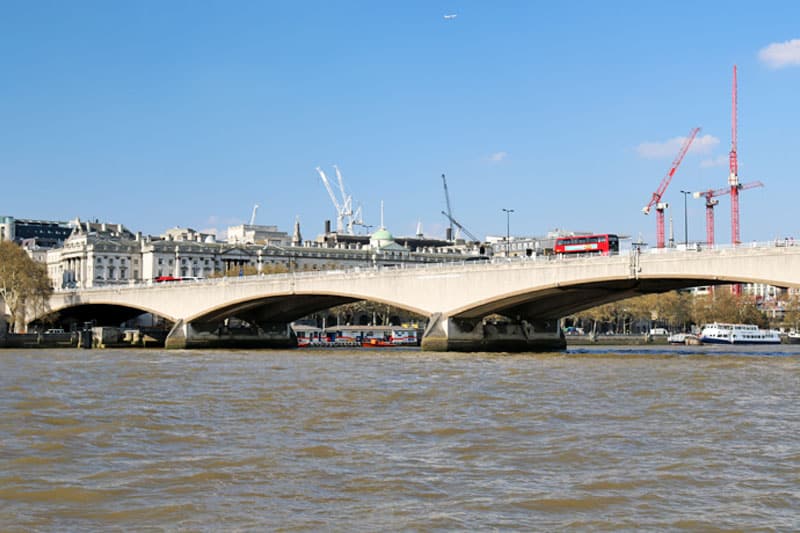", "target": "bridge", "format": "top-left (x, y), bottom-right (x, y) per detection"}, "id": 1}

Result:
top-left (43, 243), bottom-right (800, 352)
